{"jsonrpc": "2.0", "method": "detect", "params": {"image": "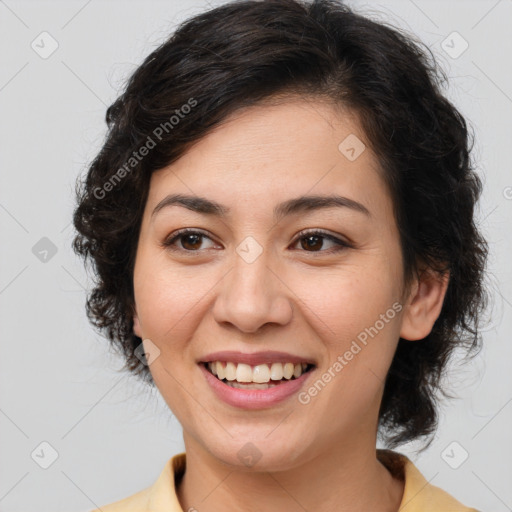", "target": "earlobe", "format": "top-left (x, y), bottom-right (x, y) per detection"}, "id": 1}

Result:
top-left (400, 269), bottom-right (450, 341)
